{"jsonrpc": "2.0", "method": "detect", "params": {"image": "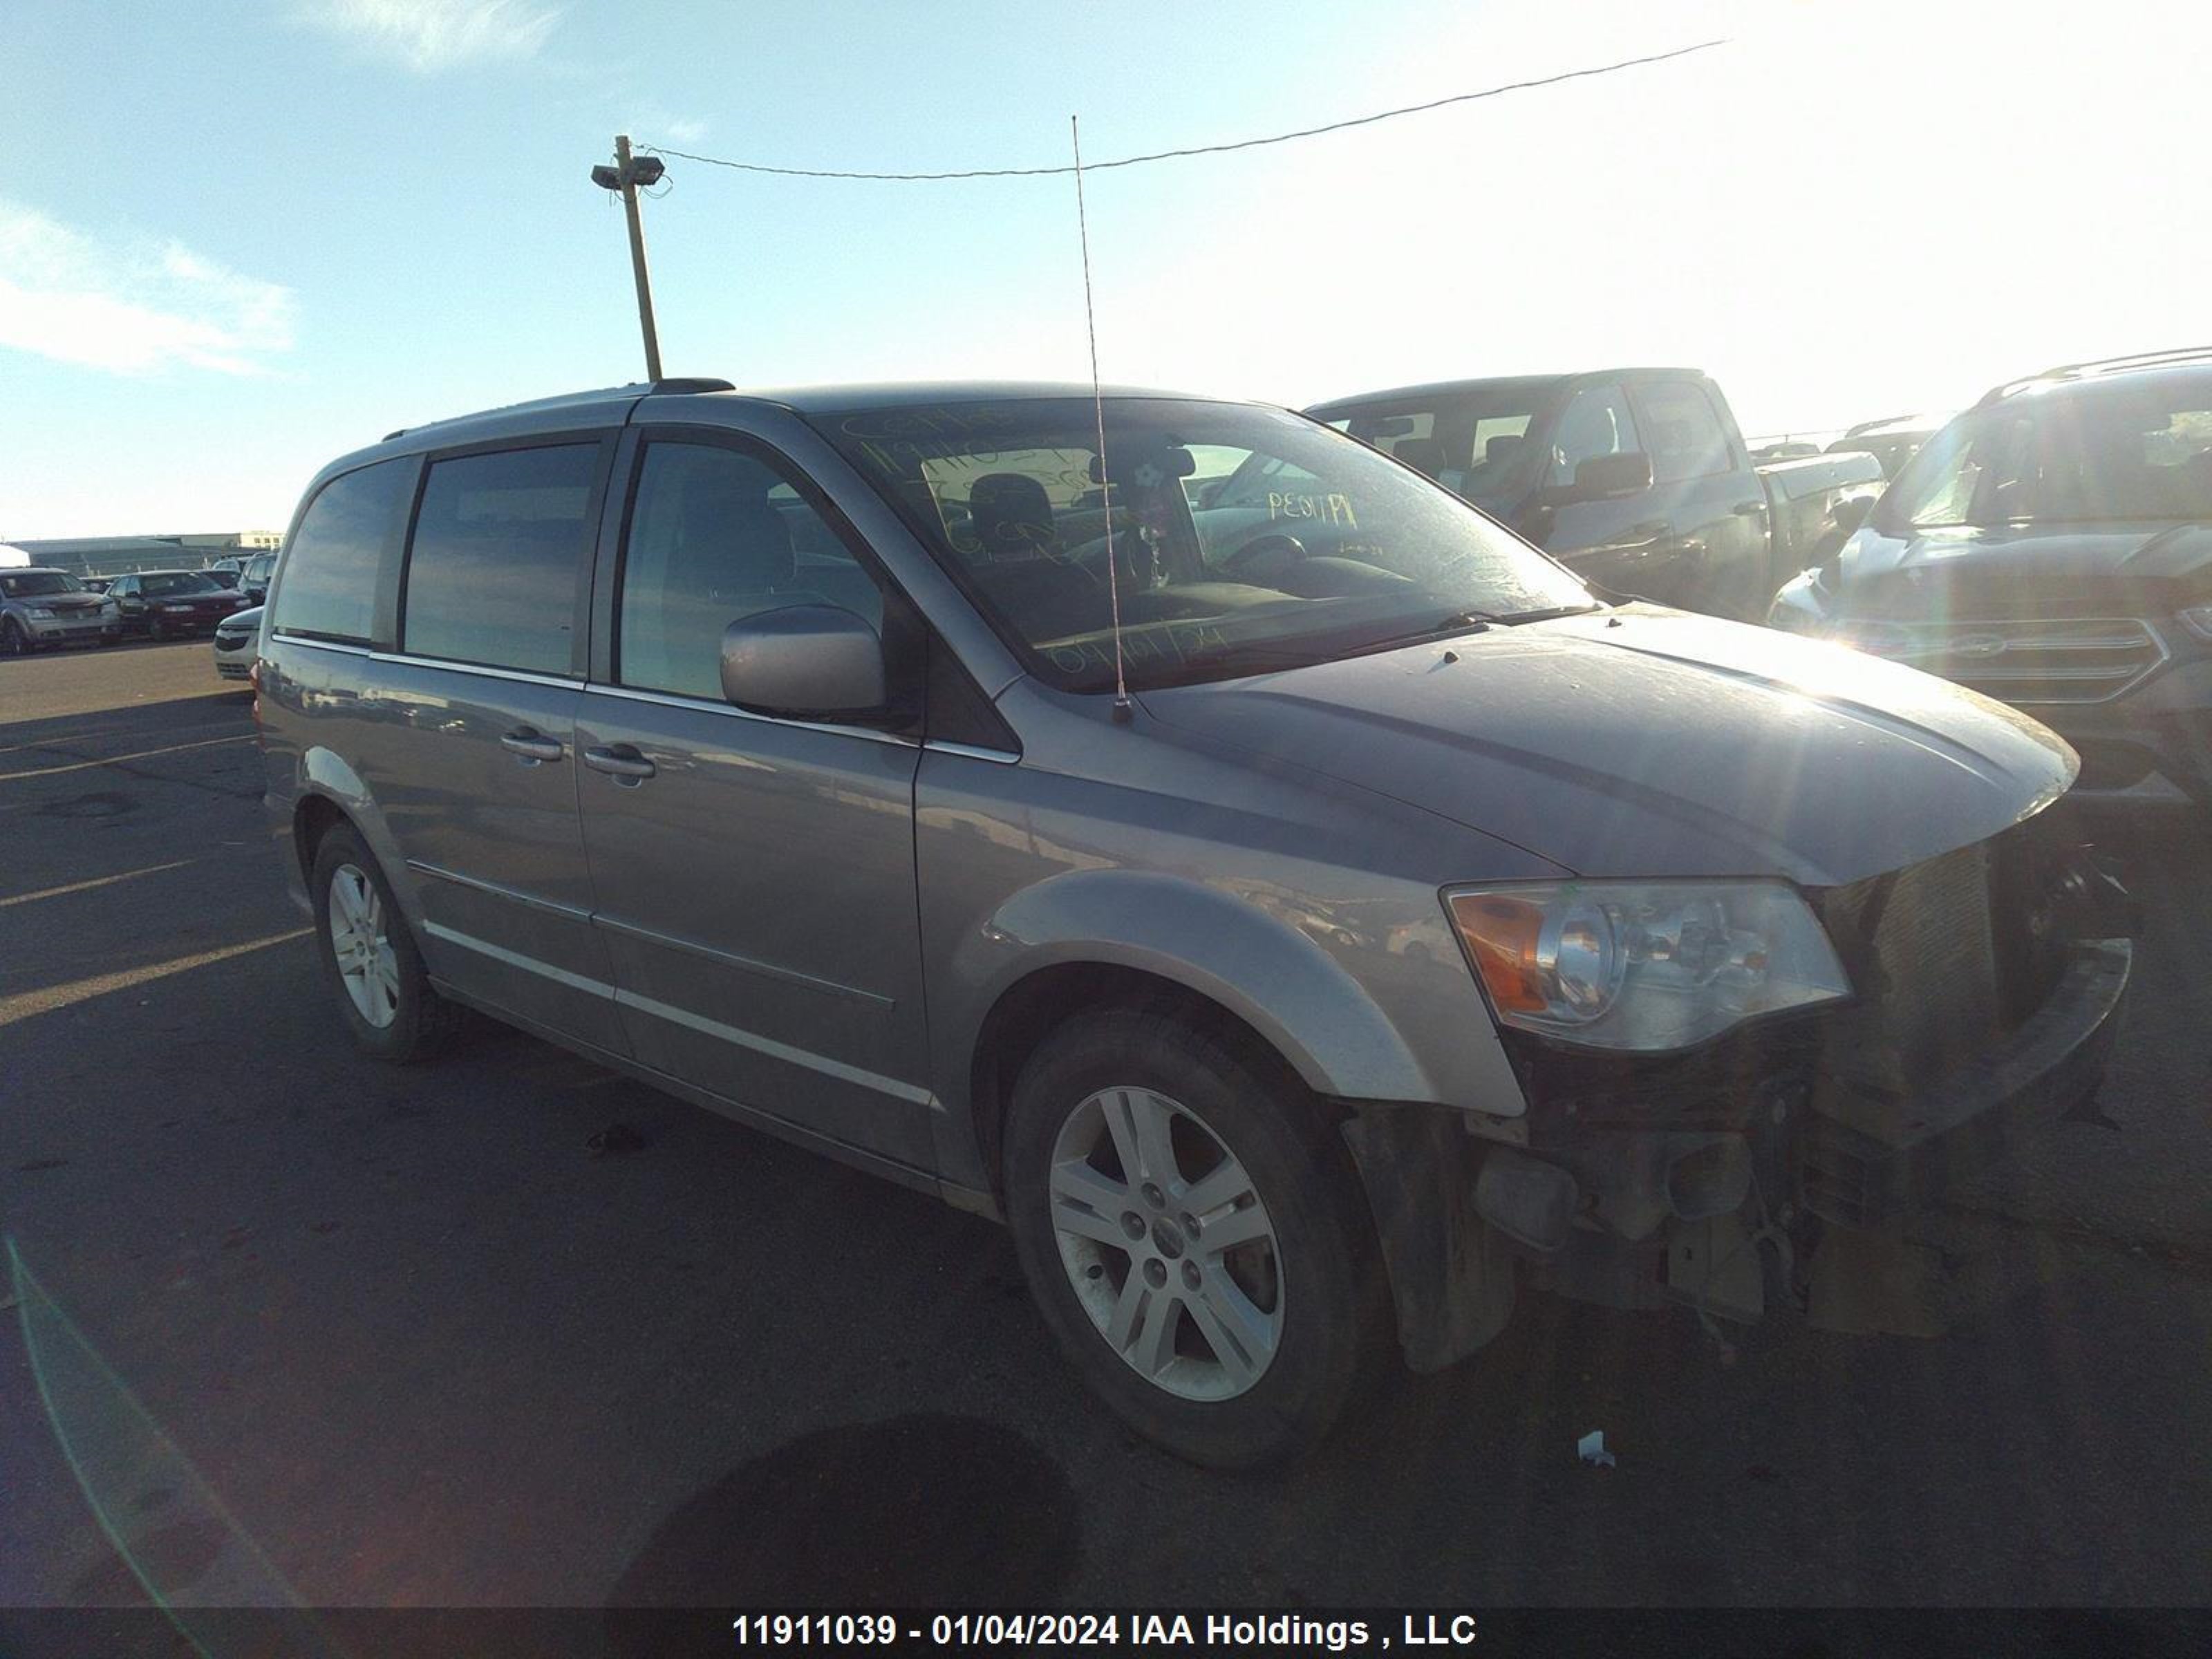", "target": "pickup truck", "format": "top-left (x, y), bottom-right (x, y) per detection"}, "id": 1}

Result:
top-left (1303, 369), bottom-right (1882, 622)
